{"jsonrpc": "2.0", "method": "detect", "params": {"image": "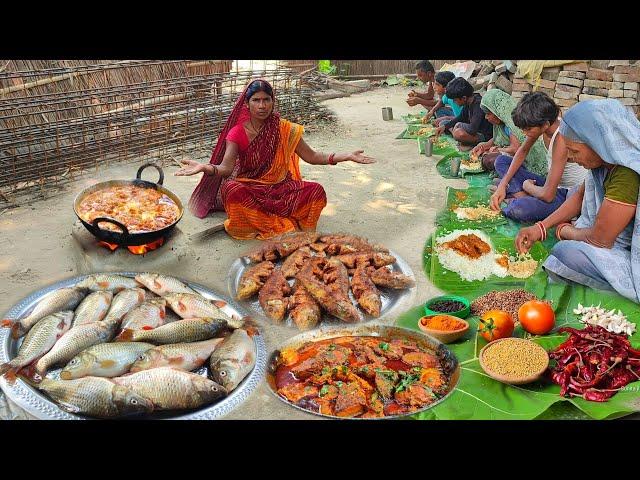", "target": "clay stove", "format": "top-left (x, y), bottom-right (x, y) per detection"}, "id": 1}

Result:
top-left (71, 220), bottom-right (192, 275)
